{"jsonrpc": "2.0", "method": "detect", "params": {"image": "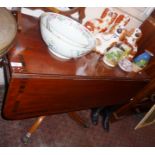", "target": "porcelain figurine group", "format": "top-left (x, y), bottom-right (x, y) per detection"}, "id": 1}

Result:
top-left (84, 8), bottom-right (143, 72)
